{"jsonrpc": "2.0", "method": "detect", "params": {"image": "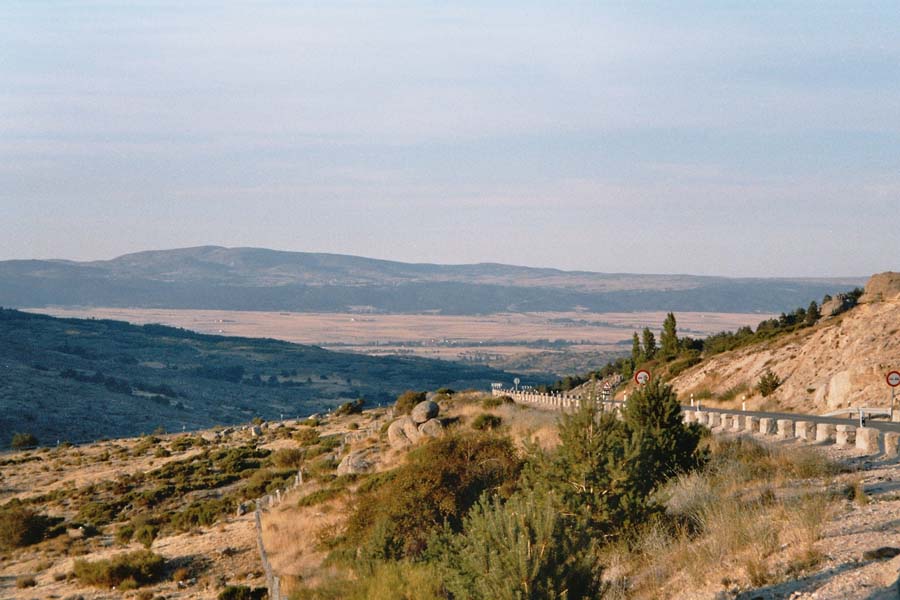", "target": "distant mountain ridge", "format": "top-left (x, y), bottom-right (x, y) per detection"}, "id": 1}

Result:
top-left (0, 246), bottom-right (866, 314)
